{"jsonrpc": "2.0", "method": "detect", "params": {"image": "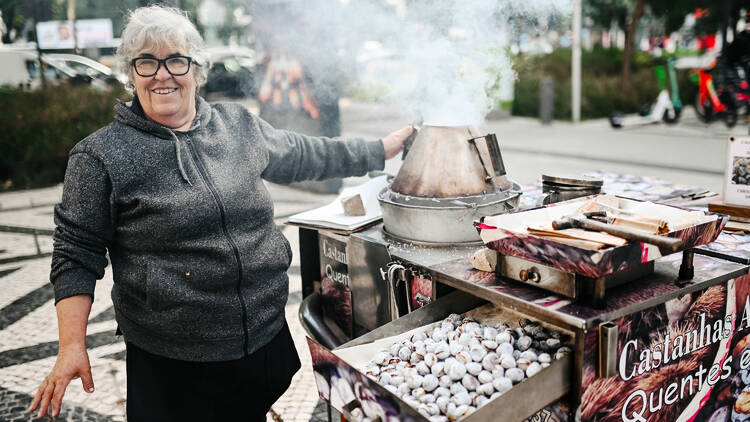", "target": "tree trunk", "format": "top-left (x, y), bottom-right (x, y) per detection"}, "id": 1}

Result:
top-left (621, 0), bottom-right (646, 91)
